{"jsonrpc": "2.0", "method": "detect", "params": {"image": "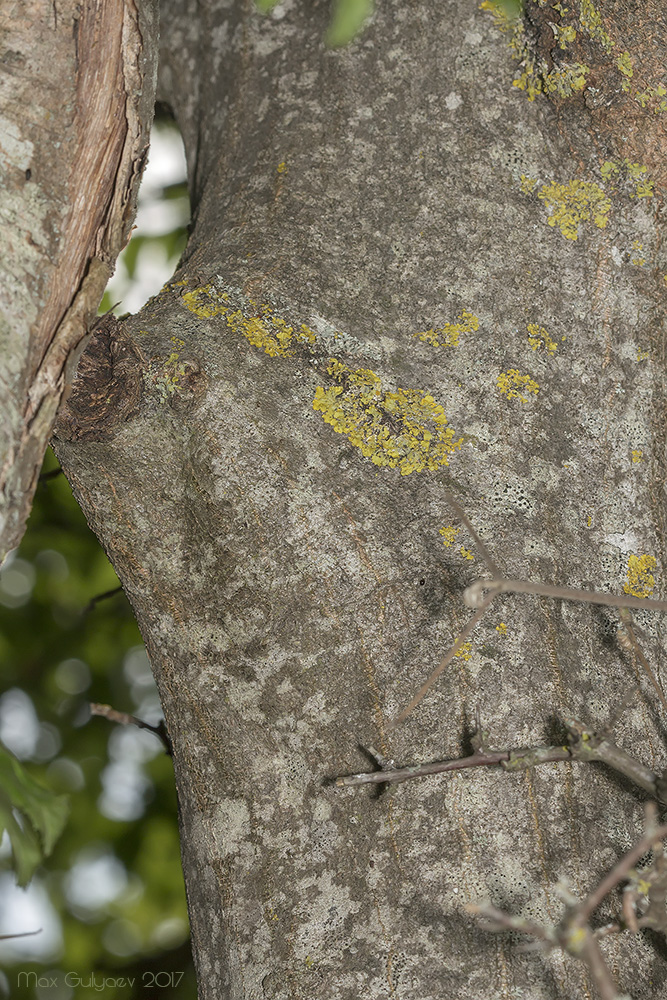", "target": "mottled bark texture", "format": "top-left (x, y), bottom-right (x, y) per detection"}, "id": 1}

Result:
top-left (51, 1), bottom-right (667, 997)
top-left (0, 0), bottom-right (158, 560)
